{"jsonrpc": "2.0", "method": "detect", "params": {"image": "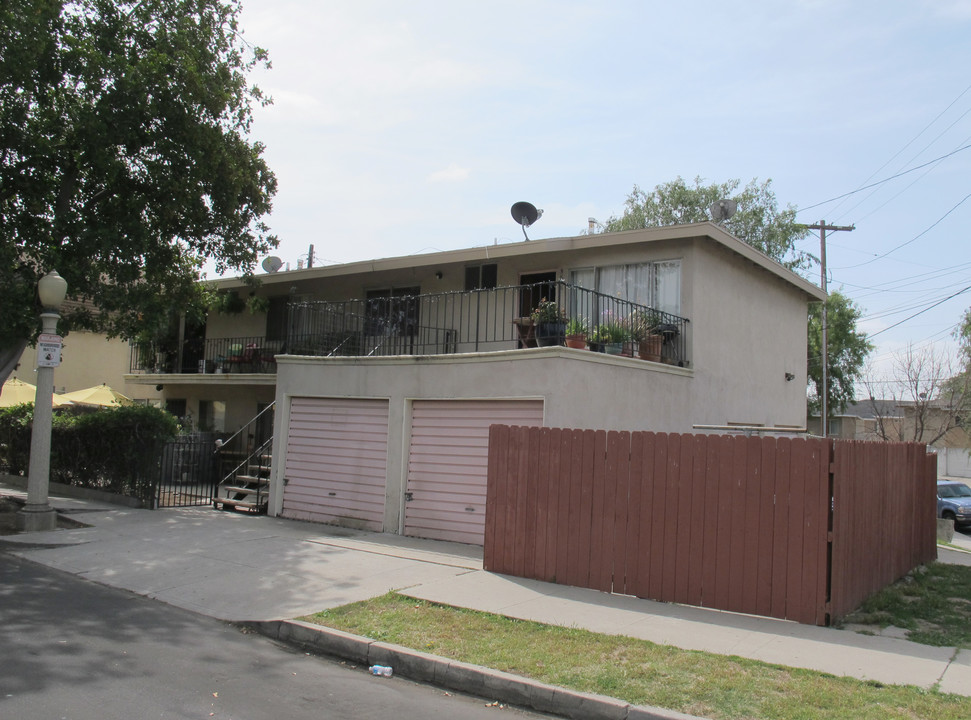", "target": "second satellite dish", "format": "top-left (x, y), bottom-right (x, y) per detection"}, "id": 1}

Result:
top-left (262, 256), bottom-right (283, 273)
top-left (709, 199), bottom-right (738, 223)
top-left (511, 201), bottom-right (543, 241)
